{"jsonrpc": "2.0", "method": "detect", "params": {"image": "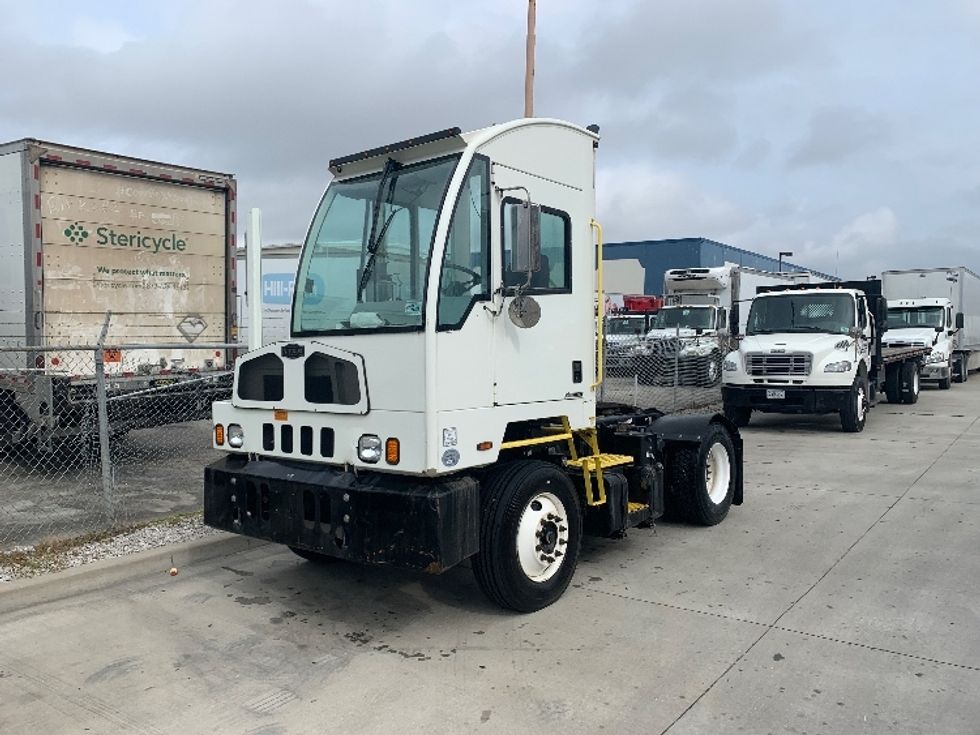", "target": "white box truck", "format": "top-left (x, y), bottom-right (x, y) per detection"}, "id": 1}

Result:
top-left (882, 267), bottom-right (980, 387)
top-left (0, 138), bottom-right (237, 448)
top-left (633, 264), bottom-right (811, 386)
